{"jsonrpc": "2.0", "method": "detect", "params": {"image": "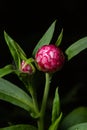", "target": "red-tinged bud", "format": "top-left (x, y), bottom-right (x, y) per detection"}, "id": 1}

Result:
top-left (20, 60), bottom-right (33, 74)
top-left (35, 44), bottom-right (65, 73)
